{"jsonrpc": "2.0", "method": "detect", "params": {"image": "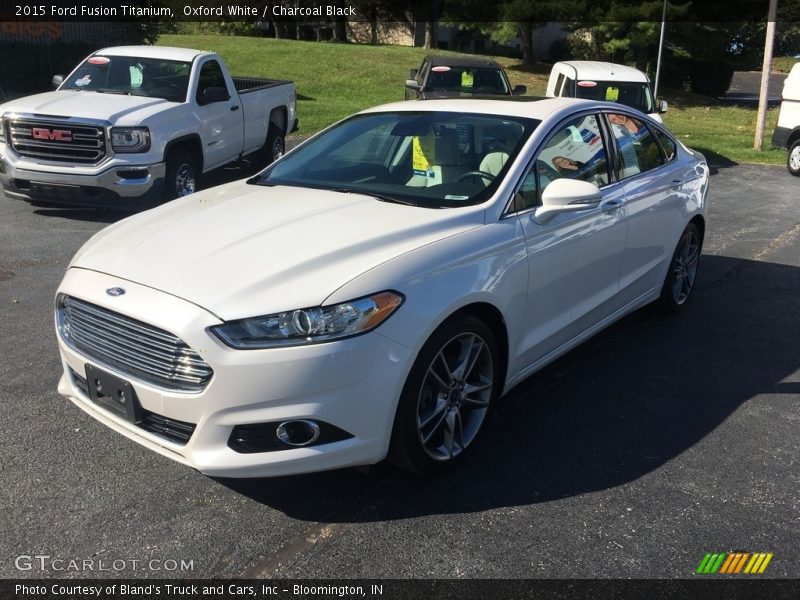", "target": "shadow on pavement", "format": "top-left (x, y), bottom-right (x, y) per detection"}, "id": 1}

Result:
top-left (219, 254), bottom-right (800, 523)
